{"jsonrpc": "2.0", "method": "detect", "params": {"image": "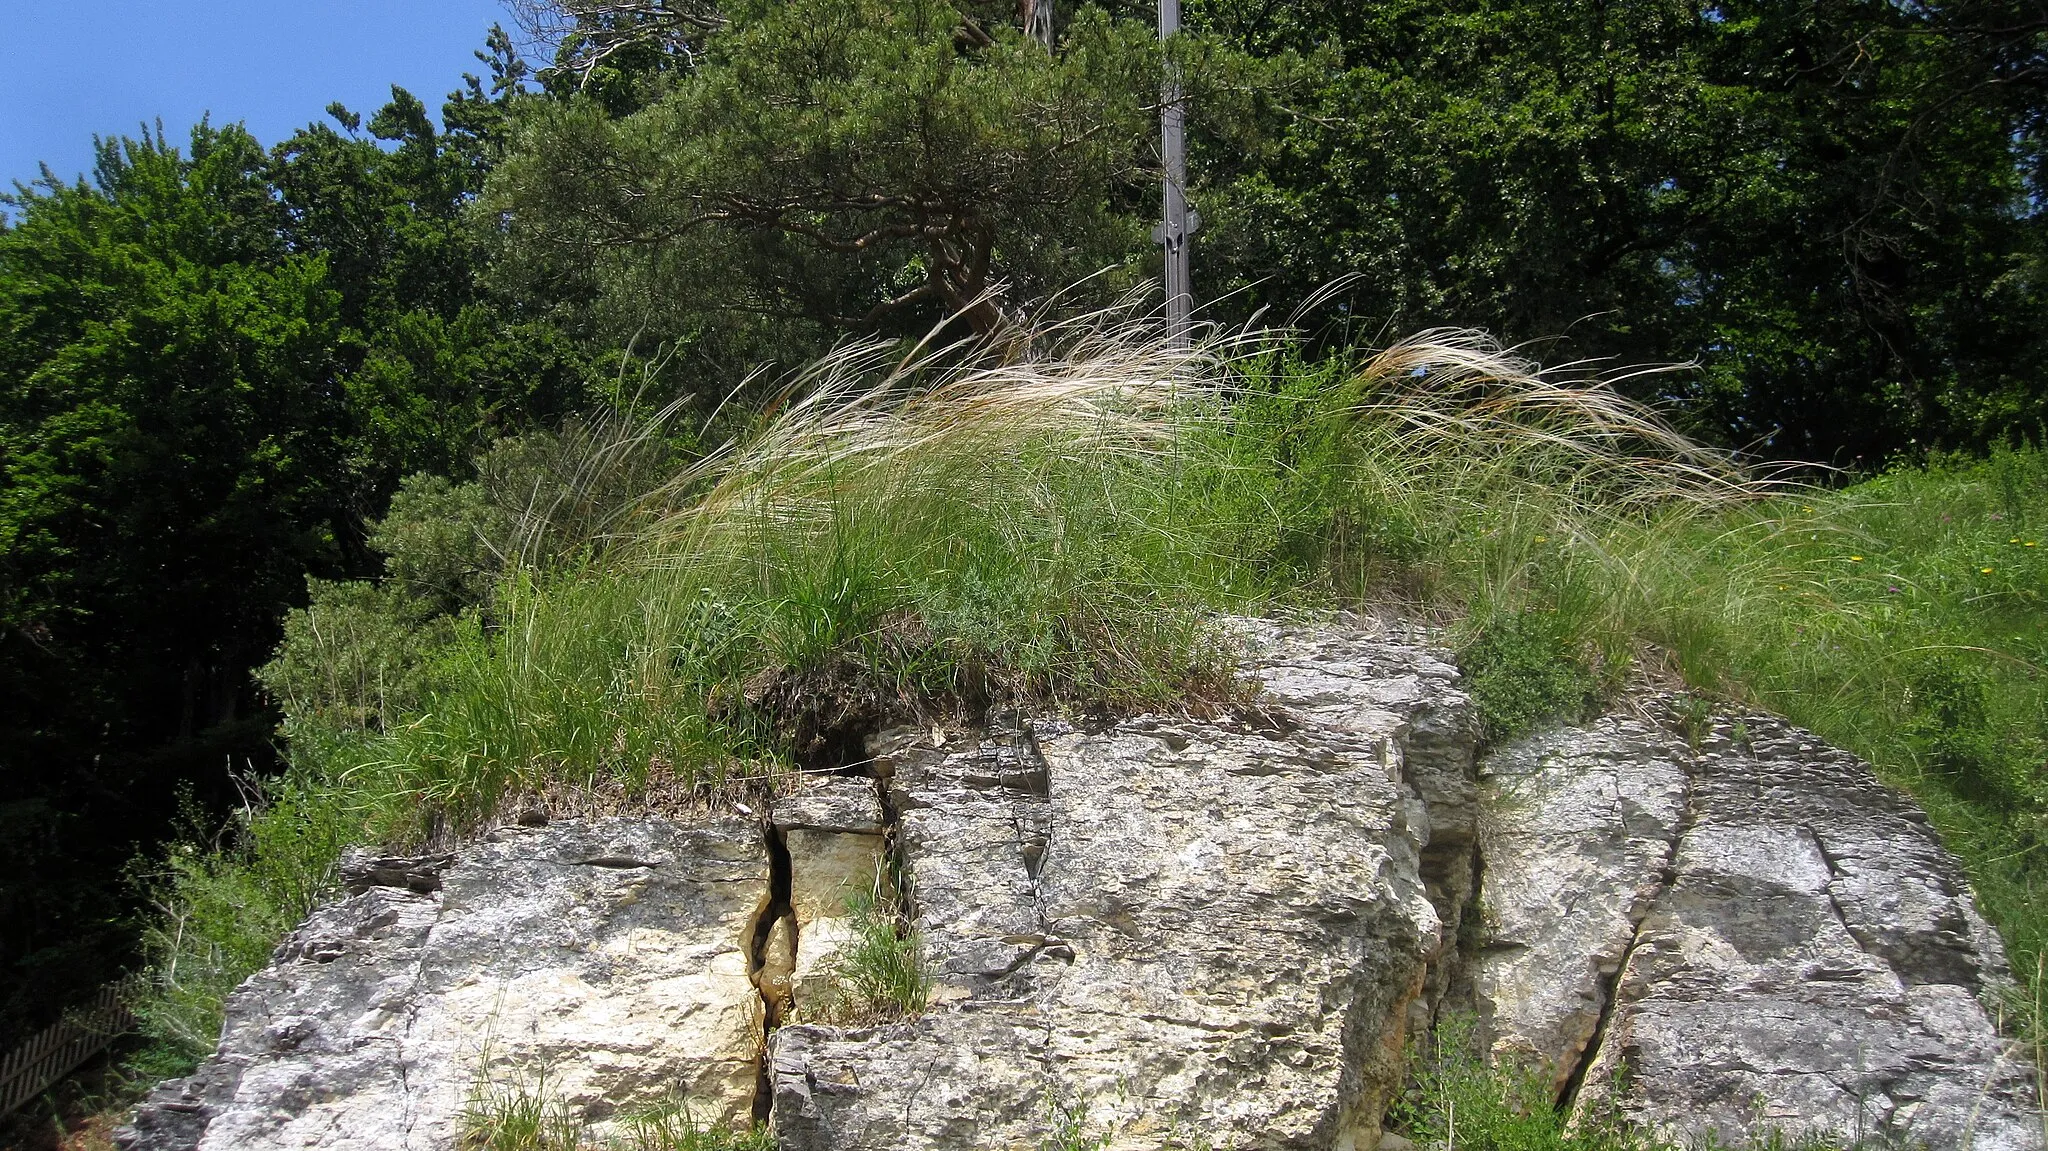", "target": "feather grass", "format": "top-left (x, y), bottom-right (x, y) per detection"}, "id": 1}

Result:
top-left (132, 297), bottom-right (2046, 1133)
